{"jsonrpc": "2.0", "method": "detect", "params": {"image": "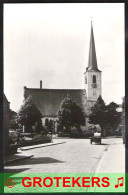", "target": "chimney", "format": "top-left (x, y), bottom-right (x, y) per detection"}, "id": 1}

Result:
top-left (40, 80), bottom-right (42, 89)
